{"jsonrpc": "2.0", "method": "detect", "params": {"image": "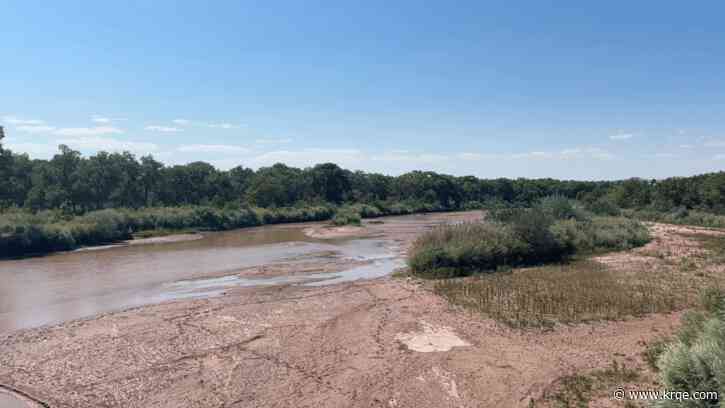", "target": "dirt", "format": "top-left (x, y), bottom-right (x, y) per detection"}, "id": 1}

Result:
top-left (304, 225), bottom-right (372, 240)
top-left (0, 214), bottom-right (715, 408)
top-left (74, 233), bottom-right (204, 252)
top-left (127, 233), bottom-right (204, 246)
